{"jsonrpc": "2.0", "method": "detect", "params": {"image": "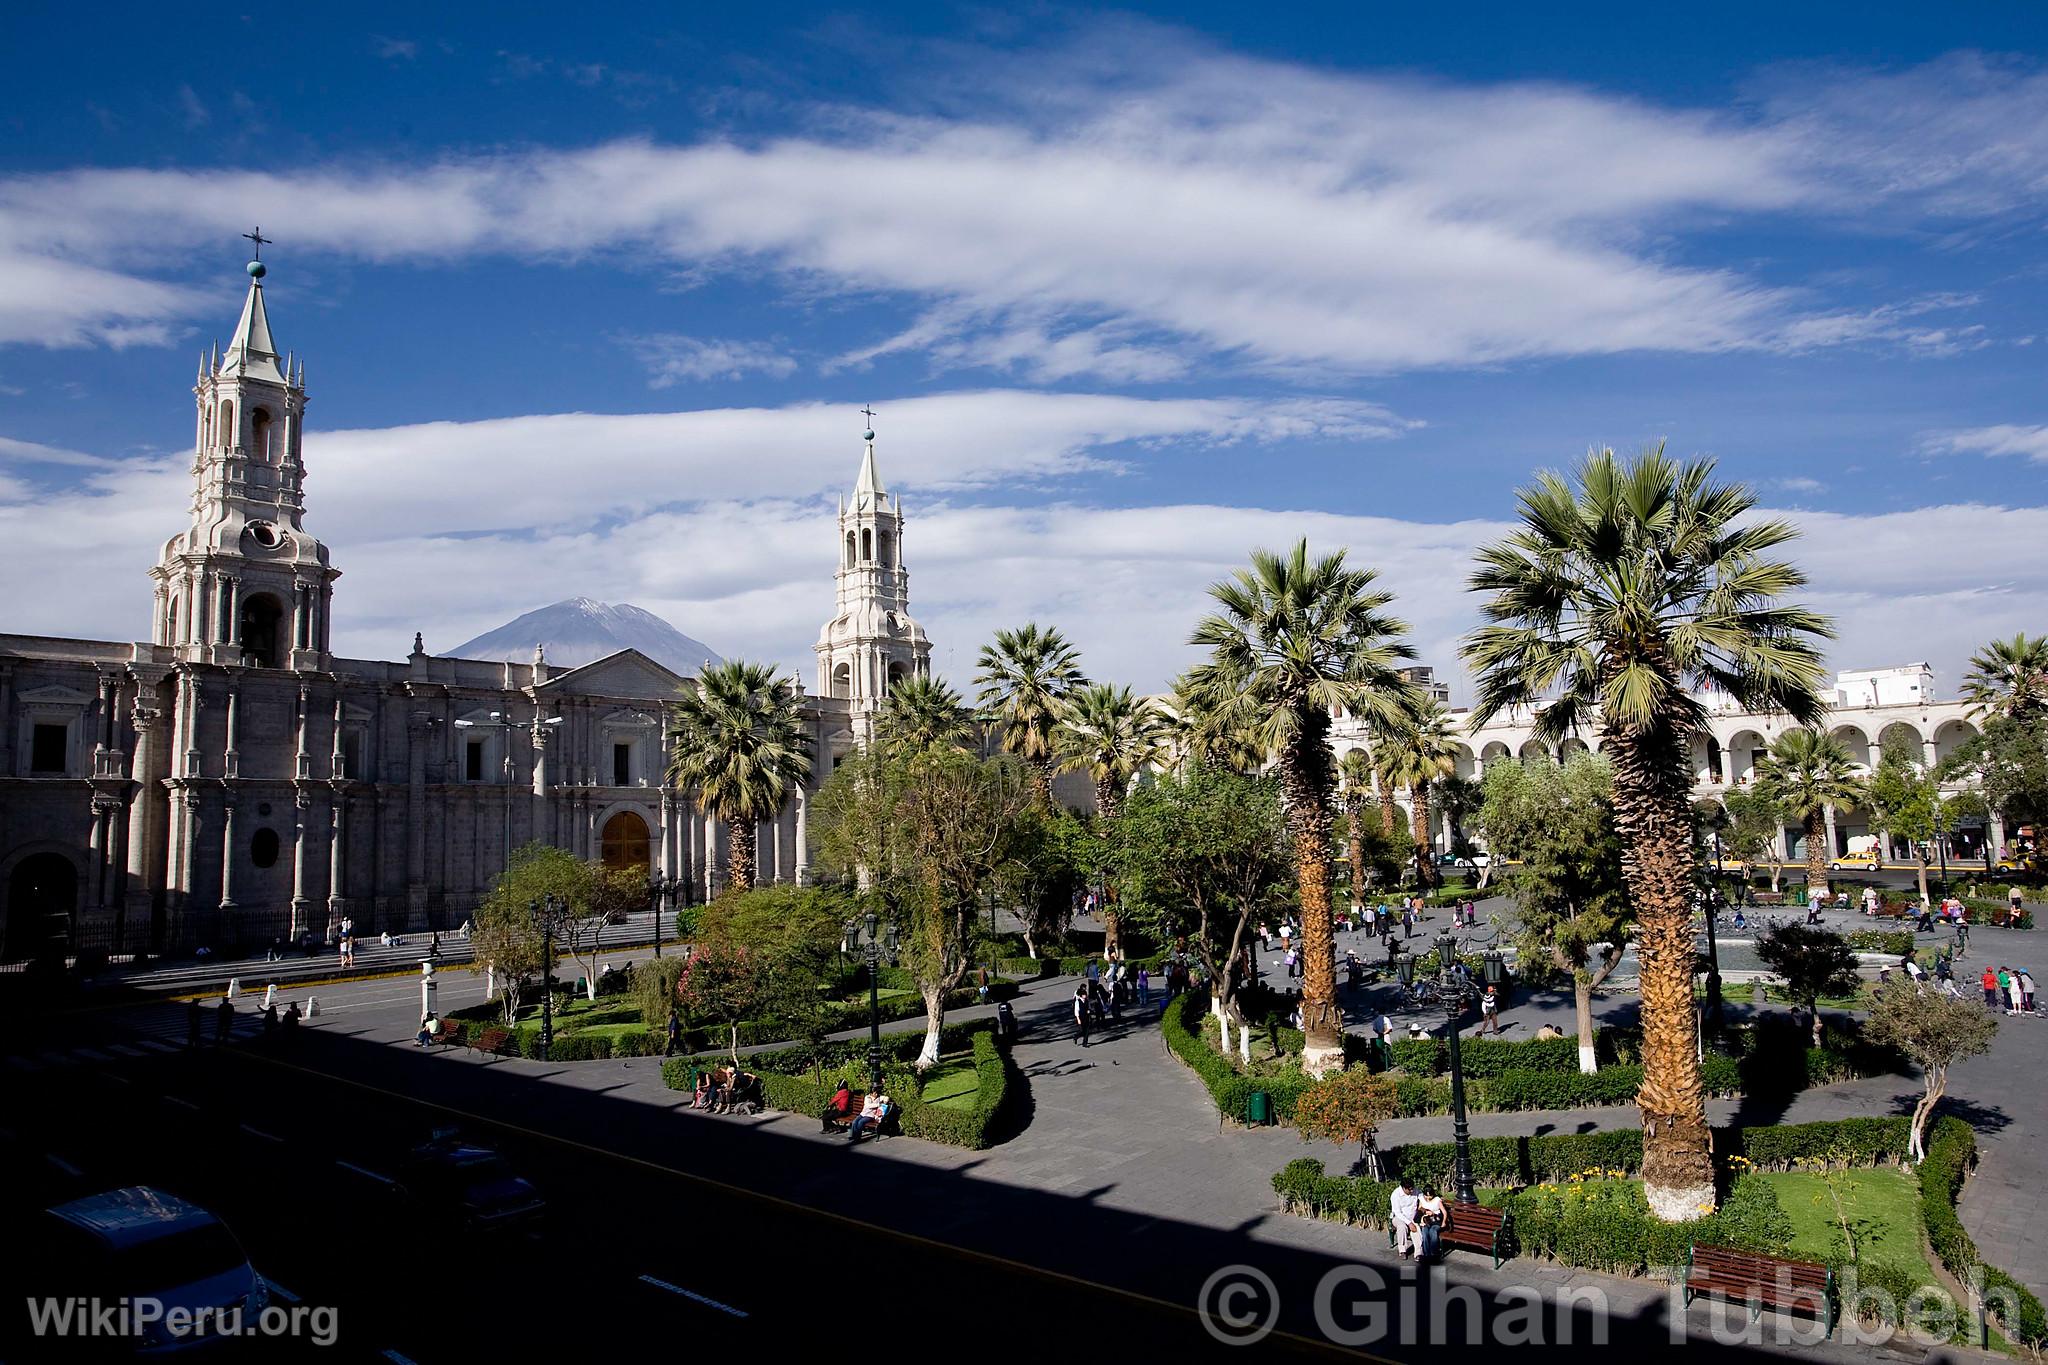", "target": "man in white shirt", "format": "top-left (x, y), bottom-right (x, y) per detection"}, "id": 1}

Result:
top-left (1390, 1179), bottom-right (1422, 1258)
